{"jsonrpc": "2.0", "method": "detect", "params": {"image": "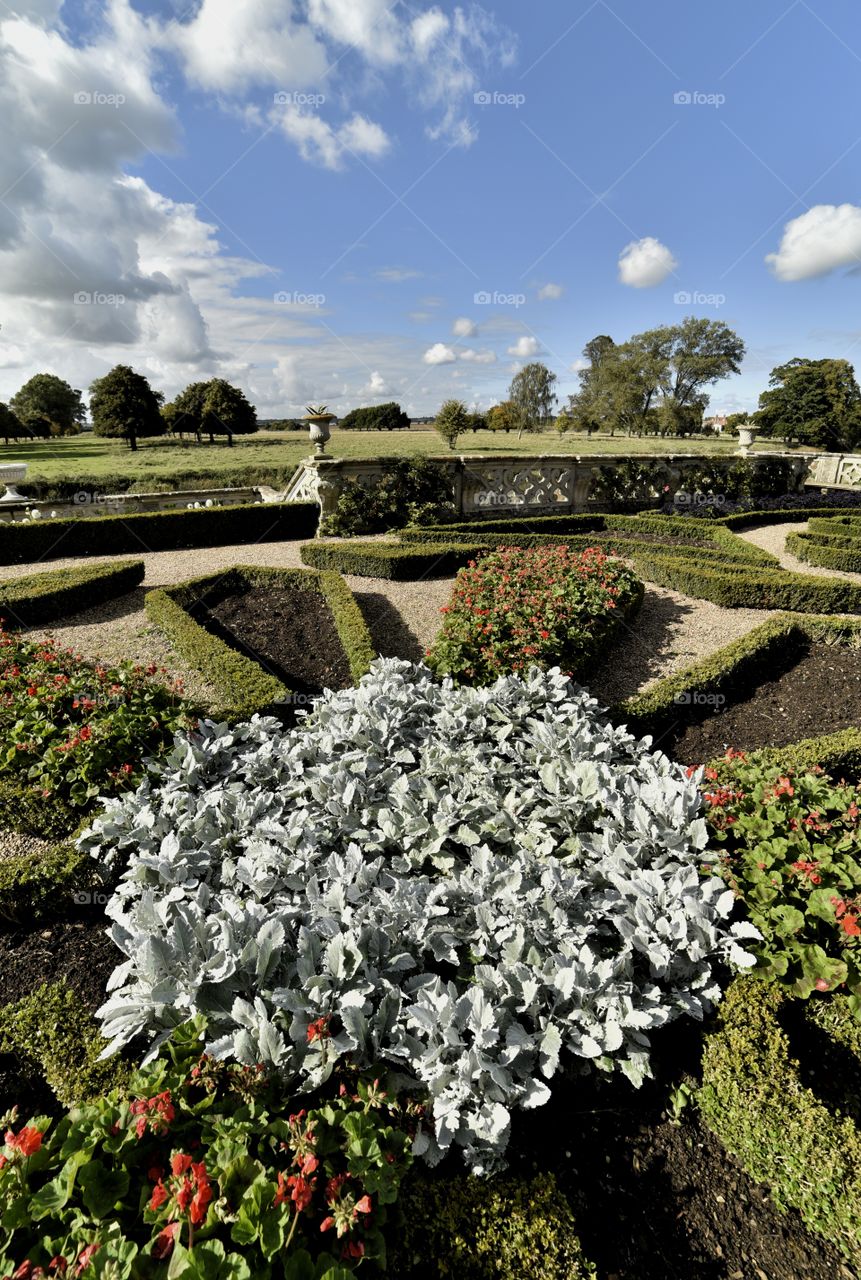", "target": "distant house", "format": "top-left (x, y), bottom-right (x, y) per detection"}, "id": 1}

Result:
top-left (410, 416), bottom-right (436, 426)
top-left (704, 414), bottom-right (729, 435)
